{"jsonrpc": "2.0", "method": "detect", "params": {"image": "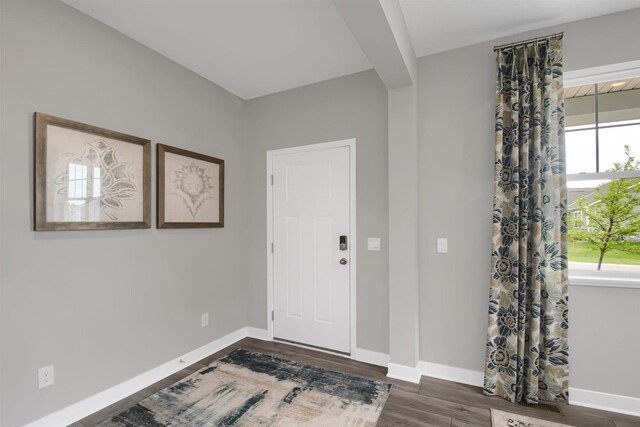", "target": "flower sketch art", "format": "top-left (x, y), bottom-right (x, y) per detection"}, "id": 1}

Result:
top-left (170, 162), bottom-right (214, 220)
top-left (55, 139), bottom-right (138, 221)
top-left (35, 112), bottom-right (151, 231)
top-left (157, 143), bottom-right (224, 228)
